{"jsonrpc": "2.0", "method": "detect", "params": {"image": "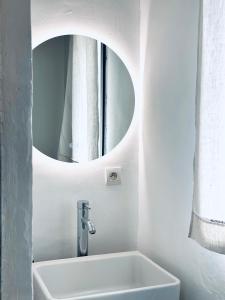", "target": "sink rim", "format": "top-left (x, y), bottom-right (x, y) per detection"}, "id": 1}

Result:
top-left (33, 251), bottom-right (180, 300)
